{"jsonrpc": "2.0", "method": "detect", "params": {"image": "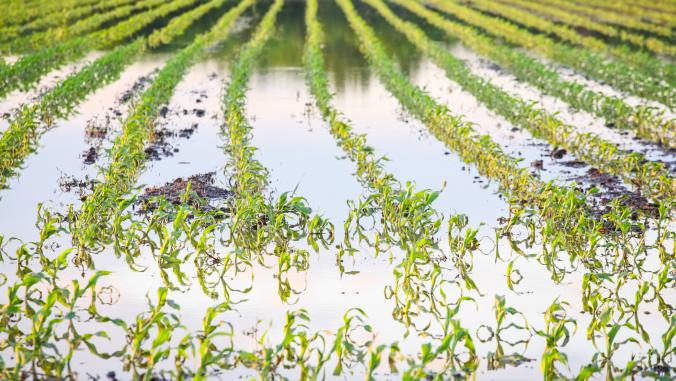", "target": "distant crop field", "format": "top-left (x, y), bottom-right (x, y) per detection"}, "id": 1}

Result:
top-left (0, 0), bottom-right (673, 380)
